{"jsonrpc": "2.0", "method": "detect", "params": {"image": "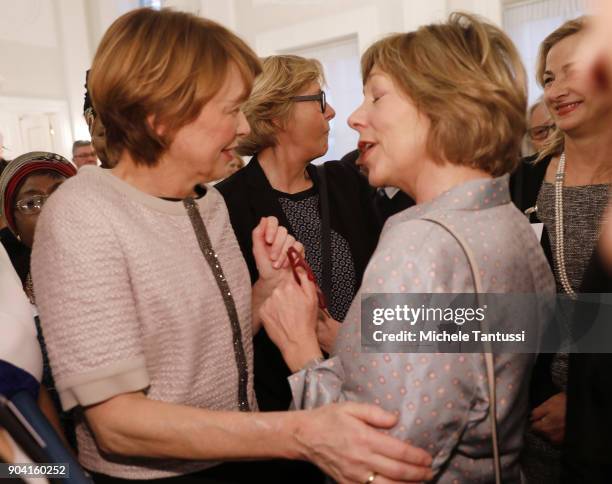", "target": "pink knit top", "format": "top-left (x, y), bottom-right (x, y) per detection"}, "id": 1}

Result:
top-left (31, 166), bottom-right (255, 479)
